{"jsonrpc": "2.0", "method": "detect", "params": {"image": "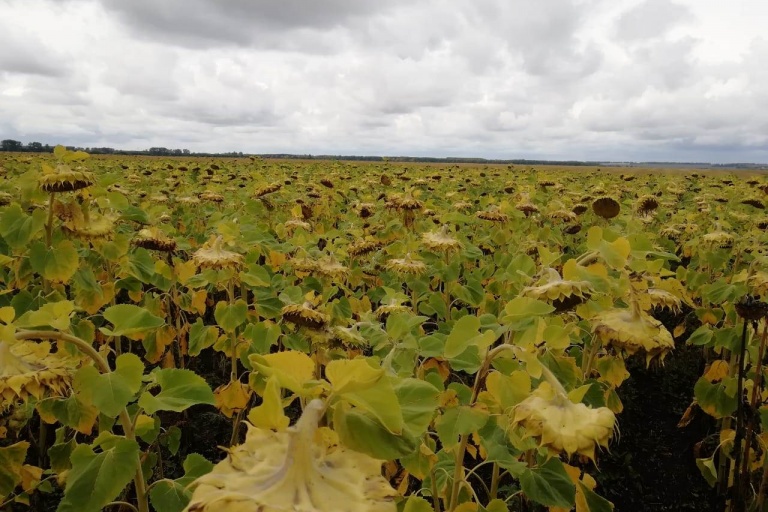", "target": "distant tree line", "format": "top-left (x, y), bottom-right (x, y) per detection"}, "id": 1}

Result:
top-left (4, 138), bottom-right (760, 168)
